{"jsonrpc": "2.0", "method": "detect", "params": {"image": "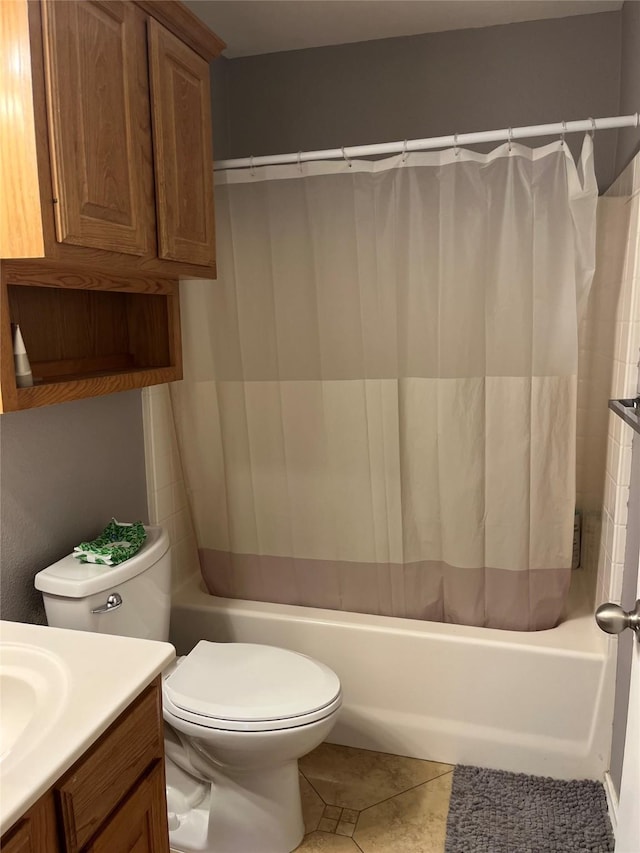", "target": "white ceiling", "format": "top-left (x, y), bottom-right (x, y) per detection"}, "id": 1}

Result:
top-left (185, 0), bottom-right (623, 58)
